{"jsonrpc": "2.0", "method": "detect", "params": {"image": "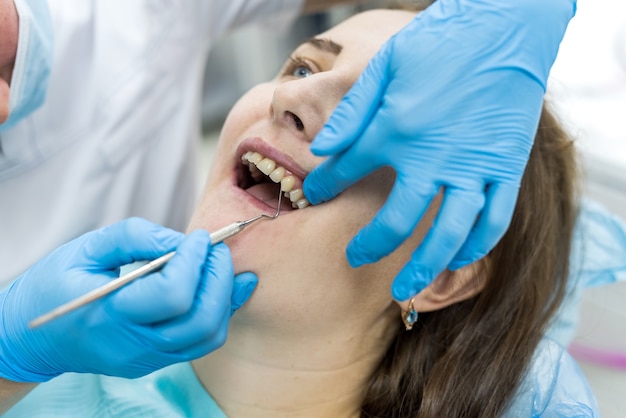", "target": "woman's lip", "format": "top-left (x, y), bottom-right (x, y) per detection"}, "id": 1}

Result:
top-left (230, 183), bottom-right (282, 215)
top-left (232, 137), bottom-right (308, 216)
top-left (235, 137), bottom-right (309, 181)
